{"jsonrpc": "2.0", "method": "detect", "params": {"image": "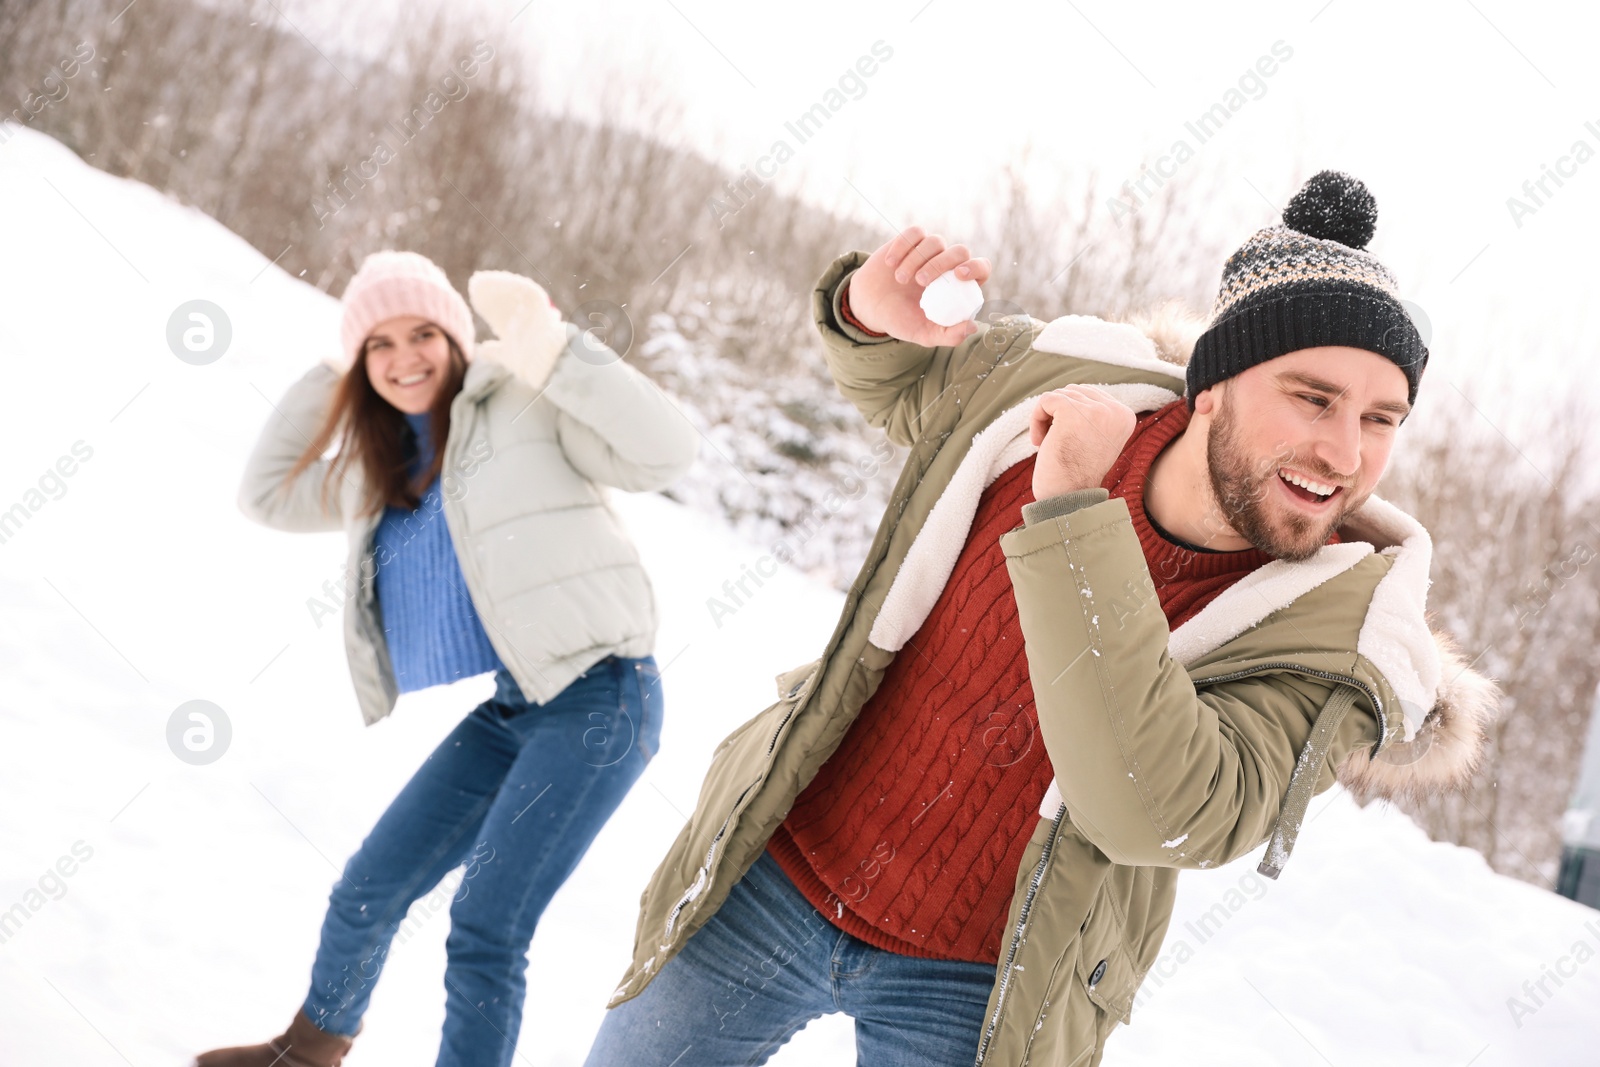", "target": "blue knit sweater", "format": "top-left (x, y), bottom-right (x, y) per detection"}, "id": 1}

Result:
top-left (372, 413), bottom-right (506, 692)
